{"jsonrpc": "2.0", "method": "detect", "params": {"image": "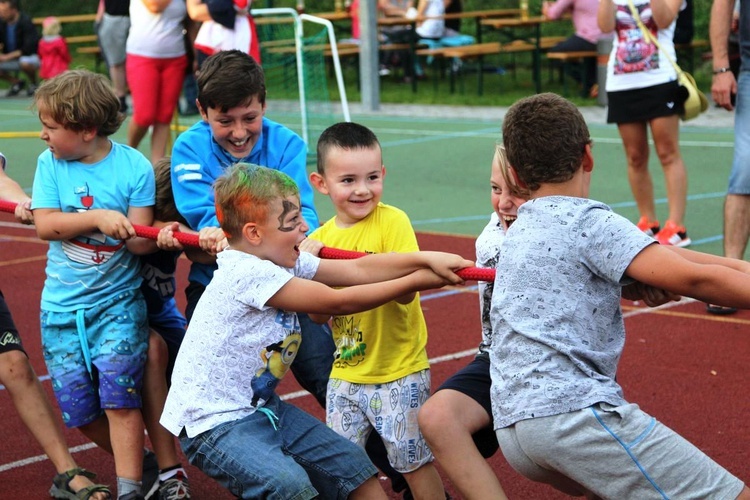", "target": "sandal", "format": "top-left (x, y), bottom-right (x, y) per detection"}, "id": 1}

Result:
top-left (49, 468), bottom-right (111, 500)
top-left (706, 303), bottom-right (738, 315)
